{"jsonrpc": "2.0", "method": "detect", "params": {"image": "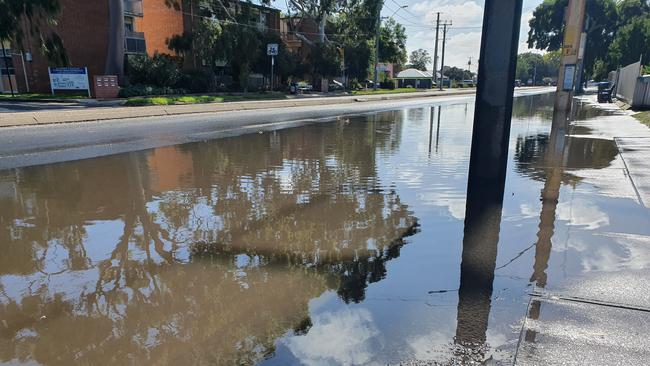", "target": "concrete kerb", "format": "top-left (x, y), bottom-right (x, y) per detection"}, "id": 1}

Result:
top-left (0, 89), bottom-right (479, 128)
